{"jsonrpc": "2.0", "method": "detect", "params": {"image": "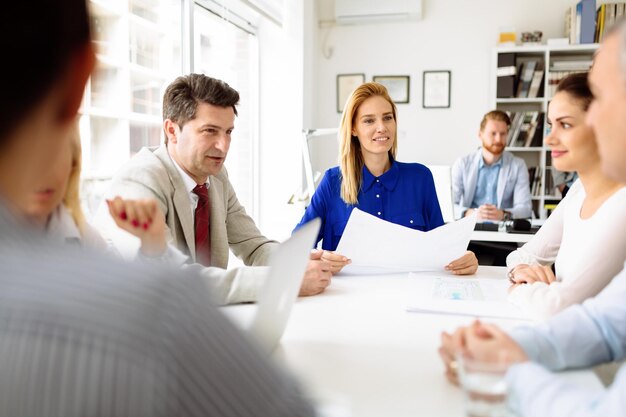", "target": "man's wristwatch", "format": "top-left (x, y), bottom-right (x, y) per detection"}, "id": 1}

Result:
top-left (502, 210), bottom-right (512, 221)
